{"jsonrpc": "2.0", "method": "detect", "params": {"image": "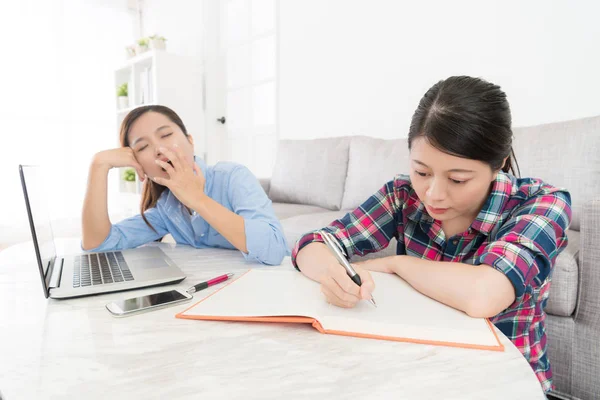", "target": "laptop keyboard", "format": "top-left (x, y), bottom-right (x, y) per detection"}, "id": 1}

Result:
top-left (72, 252), bottom-right (134, 288)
